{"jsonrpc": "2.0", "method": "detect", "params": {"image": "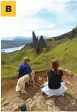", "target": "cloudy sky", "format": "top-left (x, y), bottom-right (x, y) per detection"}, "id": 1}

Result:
top-left (0, 0), bottom-right (77, 38)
